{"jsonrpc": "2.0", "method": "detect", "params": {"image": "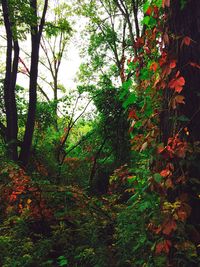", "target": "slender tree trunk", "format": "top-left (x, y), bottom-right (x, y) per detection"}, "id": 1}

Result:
top-left (19, 35), bottom-right (40, 165)
top-left (2, 0), bottom-right (19, 161)
top-left (19, 0), bottom-right (48, 166)
top-left (53, 72), bottom-right (58, 130)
